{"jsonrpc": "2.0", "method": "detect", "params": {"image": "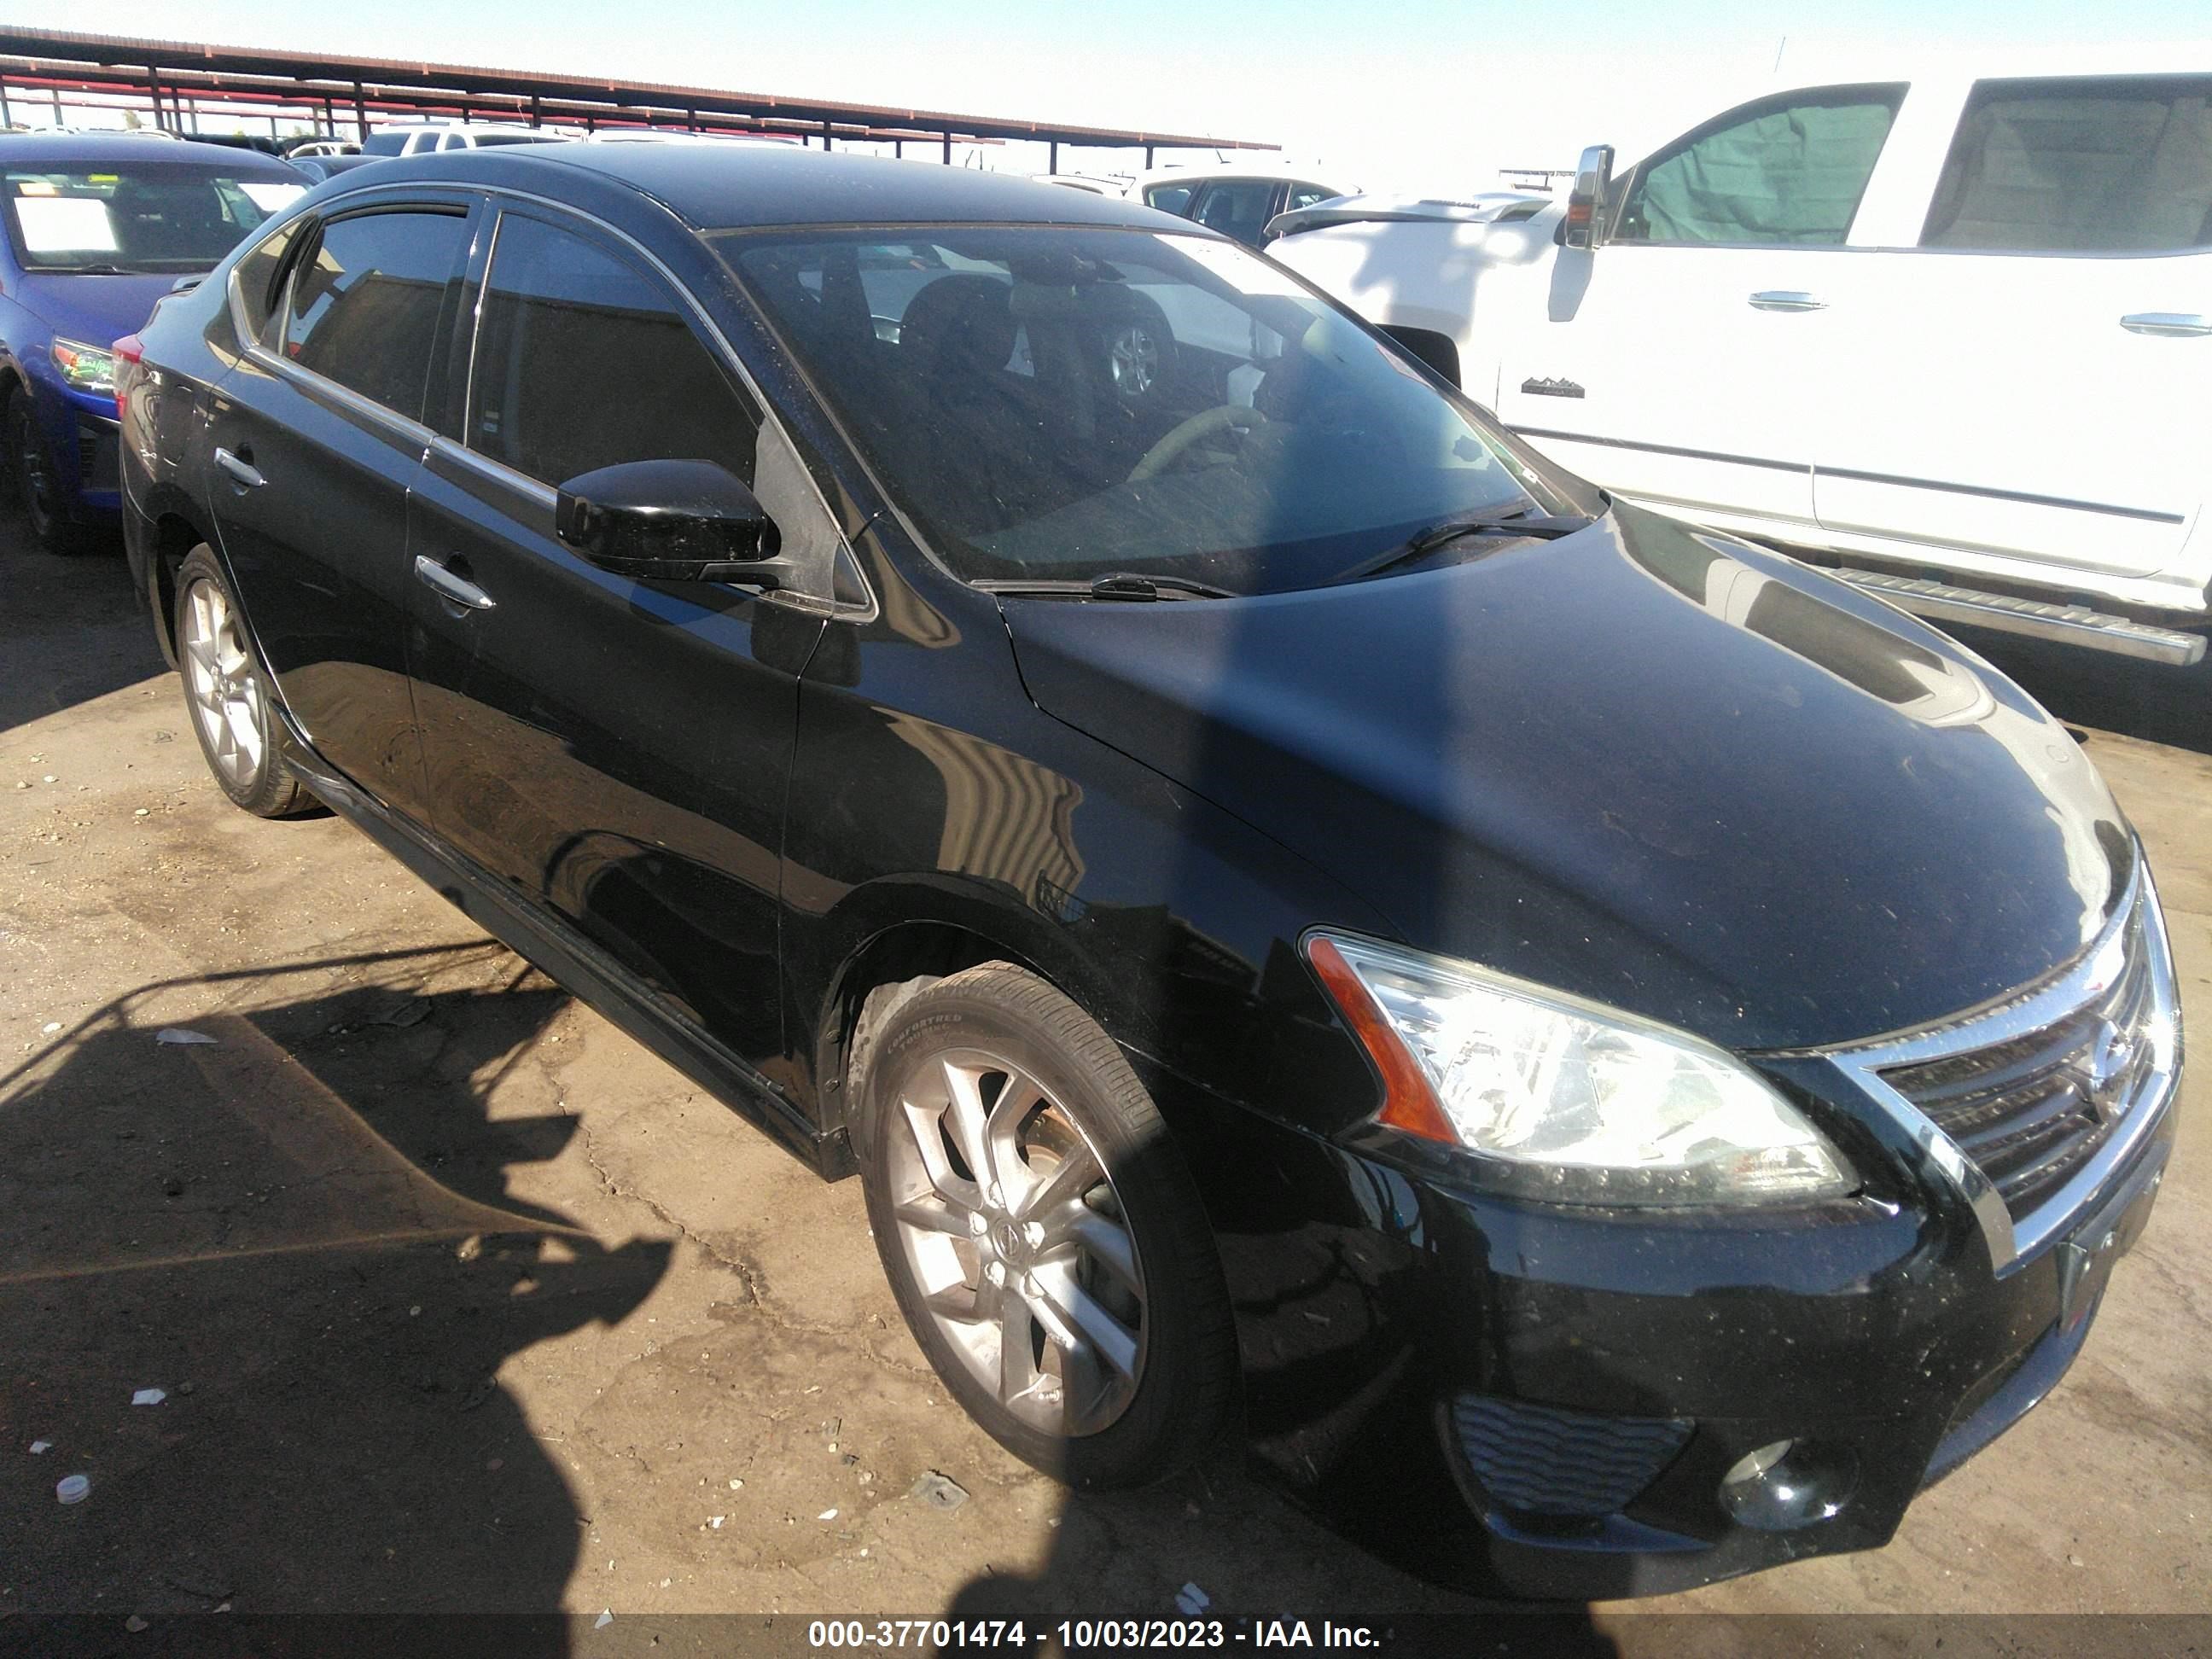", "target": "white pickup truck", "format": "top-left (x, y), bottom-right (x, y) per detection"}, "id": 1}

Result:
top-left (1269, 62), bottom-right (2212, 665)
